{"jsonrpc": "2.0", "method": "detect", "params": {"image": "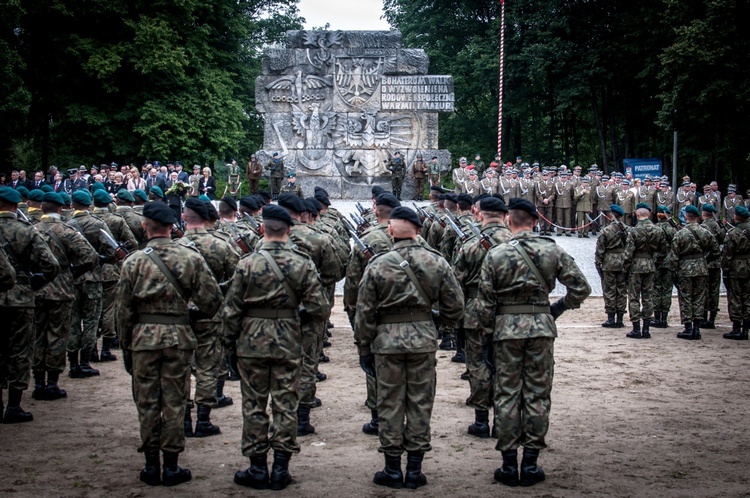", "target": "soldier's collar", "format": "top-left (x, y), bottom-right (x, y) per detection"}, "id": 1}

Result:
top-left (146, 237), bottom-right (172, 246)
